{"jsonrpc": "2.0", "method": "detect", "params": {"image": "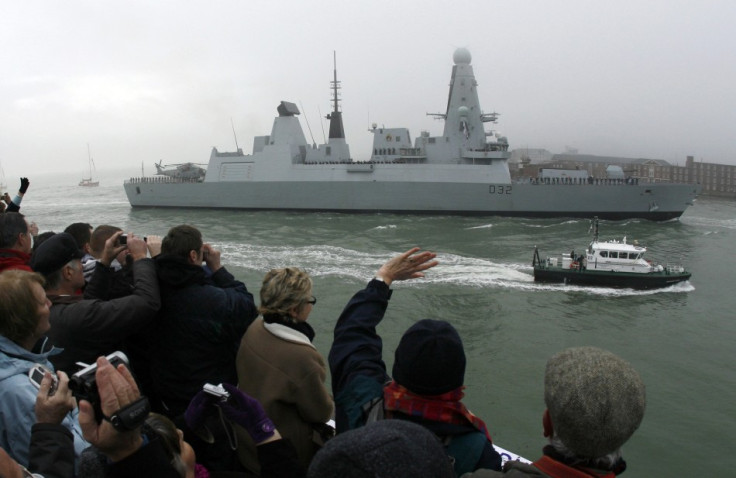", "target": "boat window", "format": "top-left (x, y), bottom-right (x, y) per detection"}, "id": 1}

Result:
top-left (609, 252), bottom-right (618, 258)
top-left (600, 251), bottom-right (608, 258)
top-left (619, 252), bottom-right (628, 259)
